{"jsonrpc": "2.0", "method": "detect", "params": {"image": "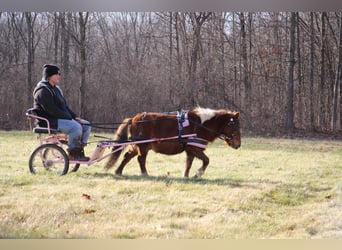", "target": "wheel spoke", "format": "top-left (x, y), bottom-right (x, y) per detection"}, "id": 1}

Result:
top-left (29, 144), bottom-right (69, 176)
